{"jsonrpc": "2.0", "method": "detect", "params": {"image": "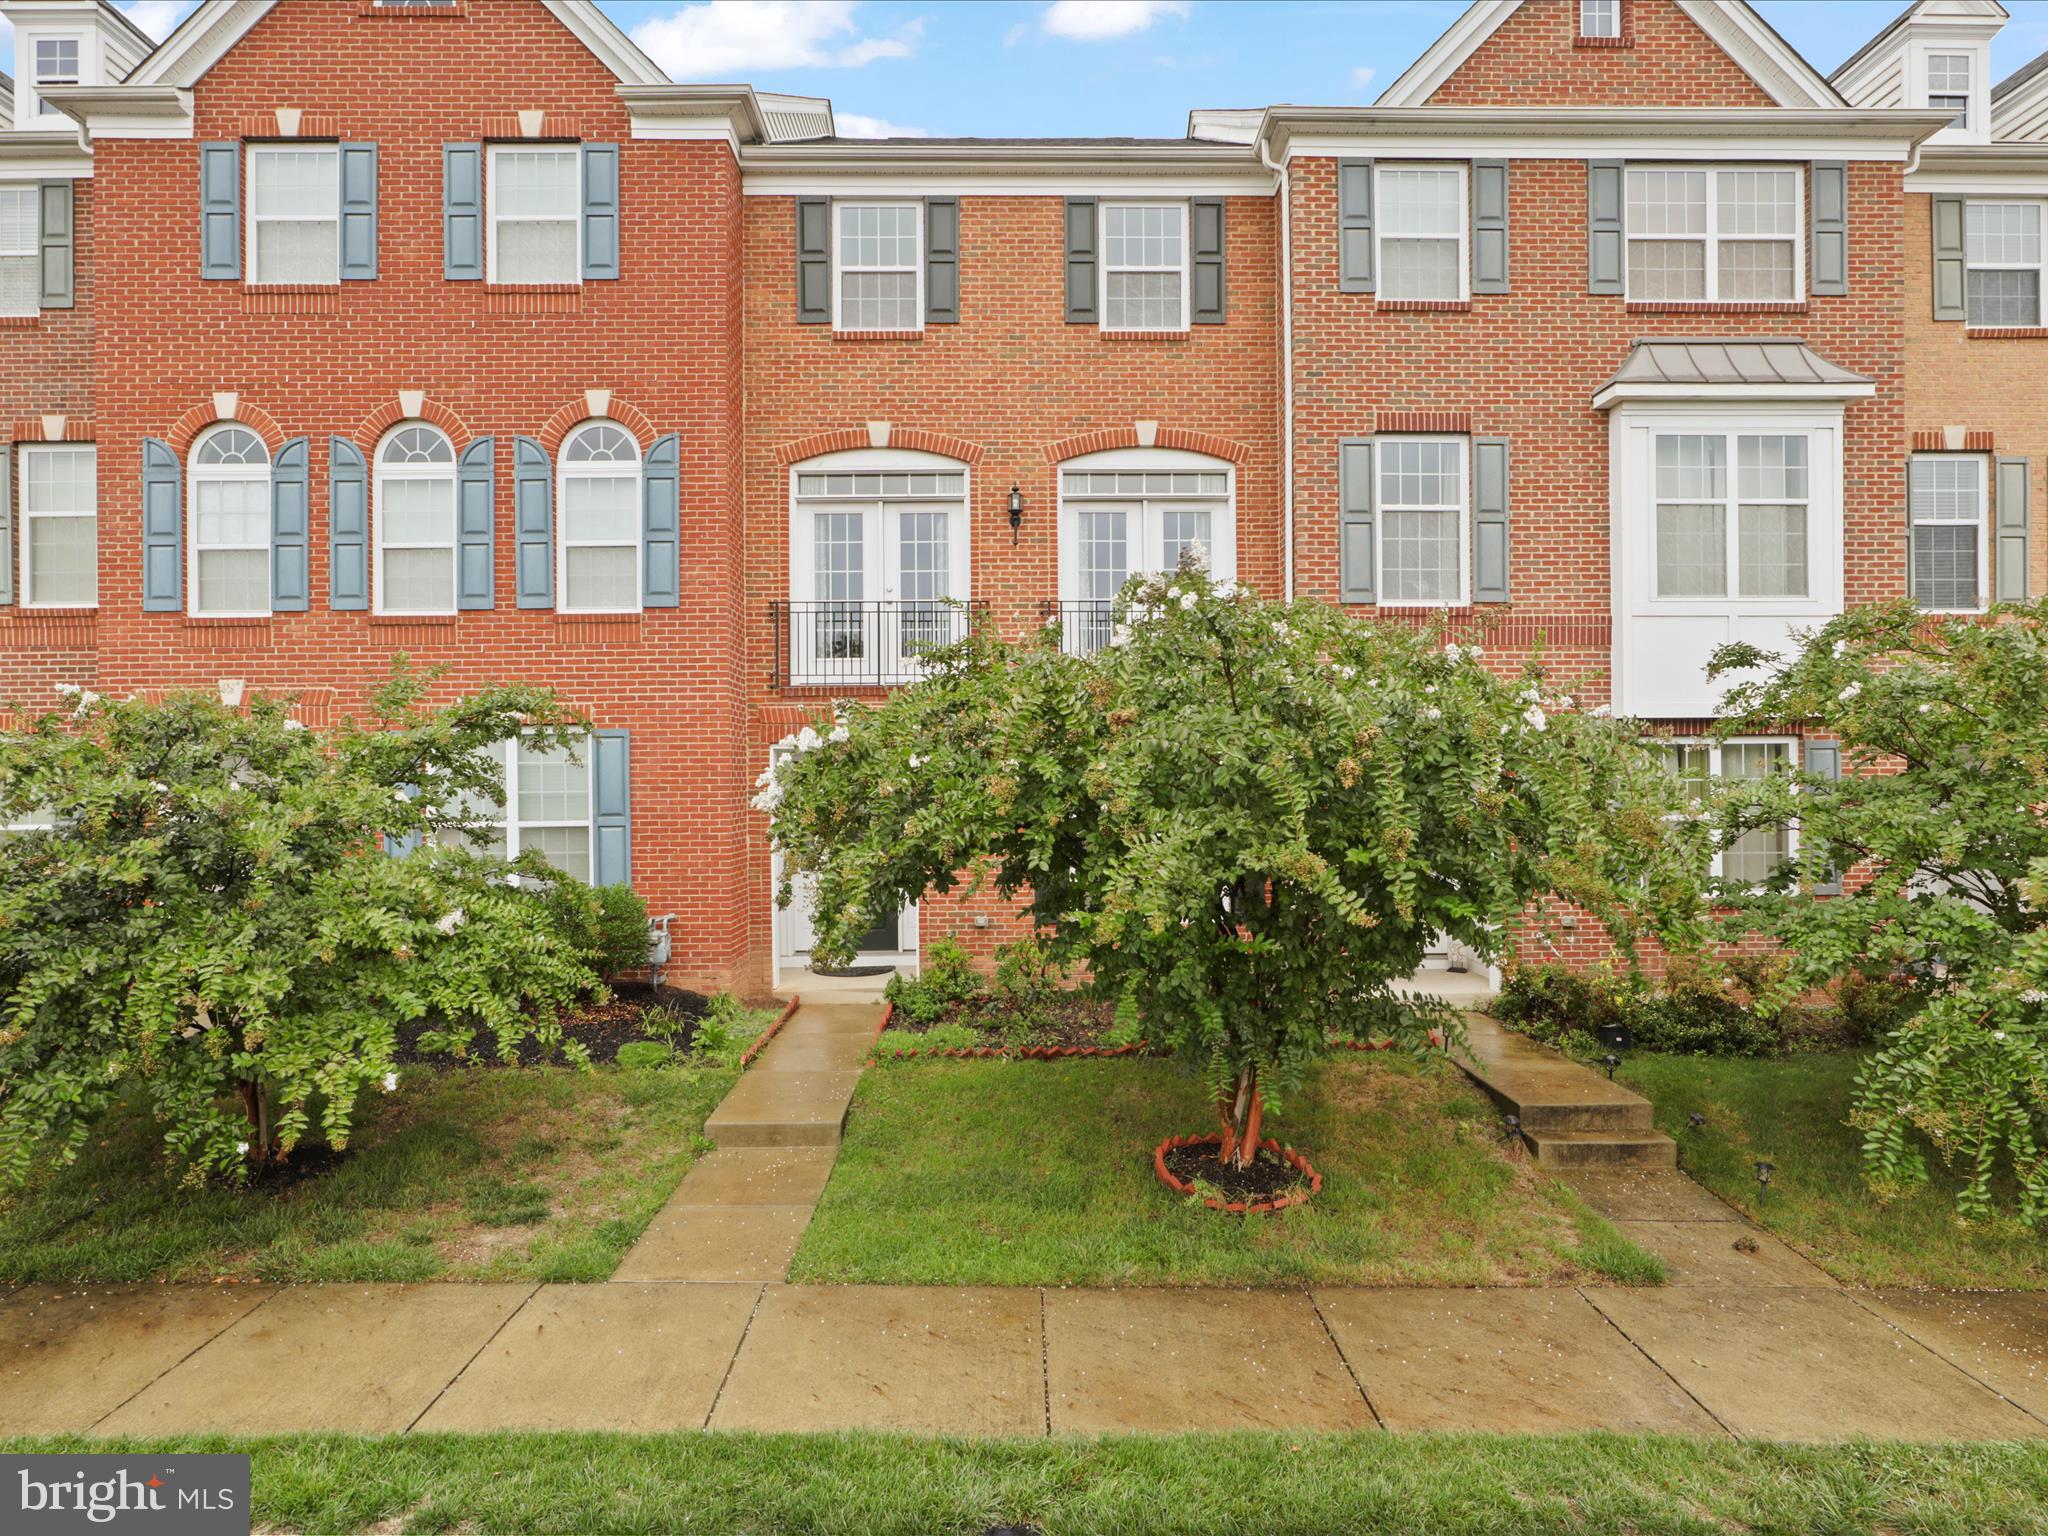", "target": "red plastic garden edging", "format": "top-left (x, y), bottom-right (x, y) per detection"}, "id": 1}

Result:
top-left (874, 1039), bottom-right (1161, 1062)
top-left (739, 995), bottom-right (803, 1069)
top-left (1153, 1132), bottom-right (1324, 1215)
